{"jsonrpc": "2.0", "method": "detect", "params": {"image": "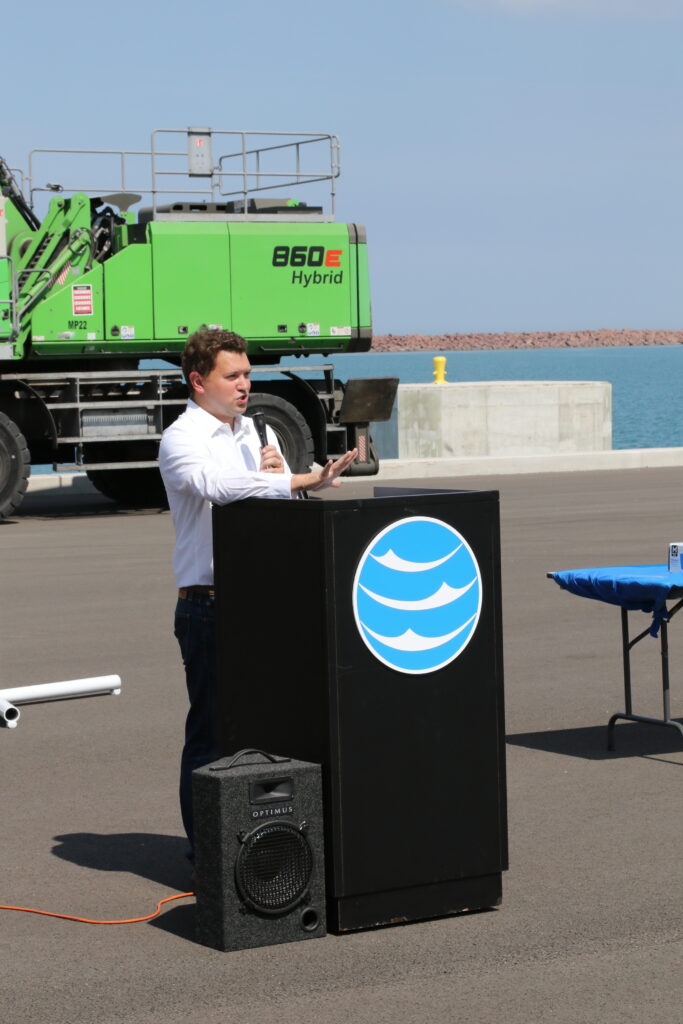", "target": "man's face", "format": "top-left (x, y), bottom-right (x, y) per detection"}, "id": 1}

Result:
top-left (189, 349), bottom-right (252, 425)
